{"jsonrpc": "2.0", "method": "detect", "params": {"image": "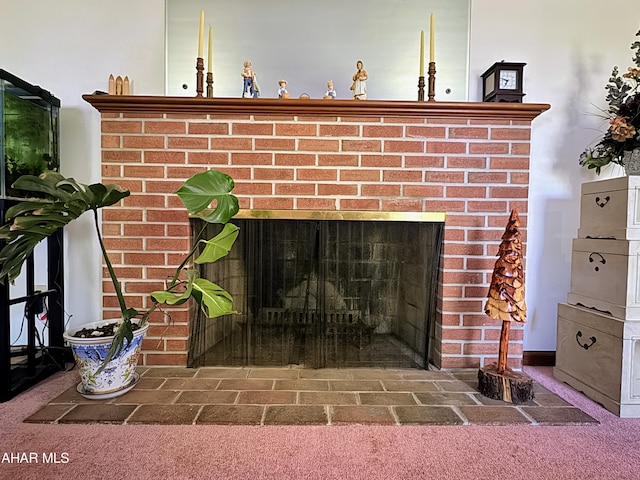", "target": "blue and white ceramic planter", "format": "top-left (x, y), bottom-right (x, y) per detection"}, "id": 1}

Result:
top-left (63, 319), bottom-right (148, 396)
